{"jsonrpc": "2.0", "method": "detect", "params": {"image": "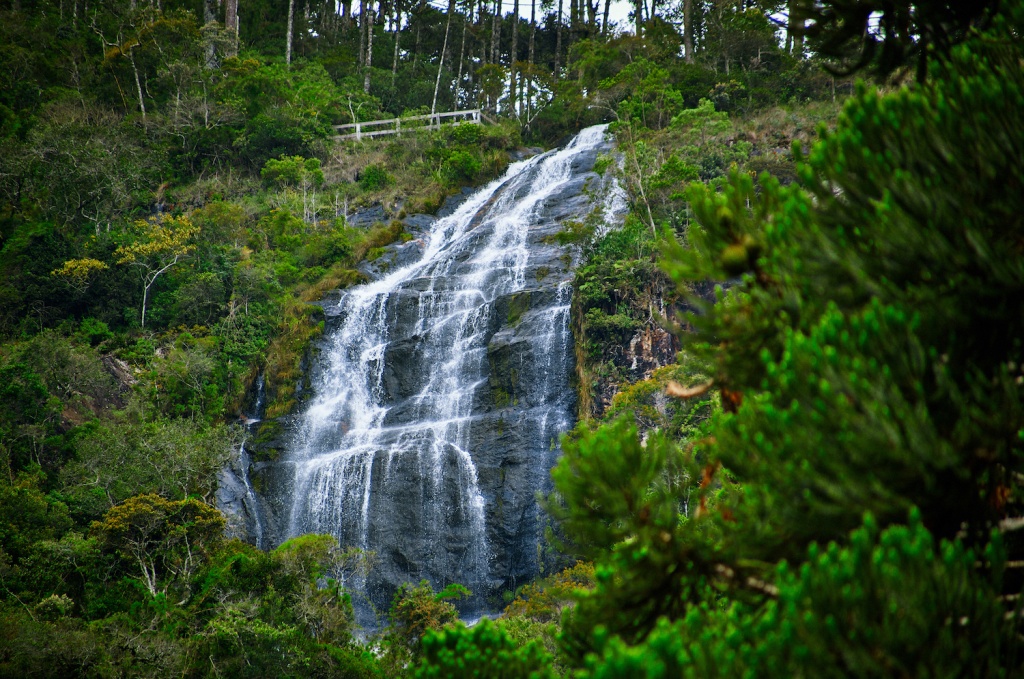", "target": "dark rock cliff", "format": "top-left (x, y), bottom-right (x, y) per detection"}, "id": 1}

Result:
top-left (221, 127), bottom-right (624, 621)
